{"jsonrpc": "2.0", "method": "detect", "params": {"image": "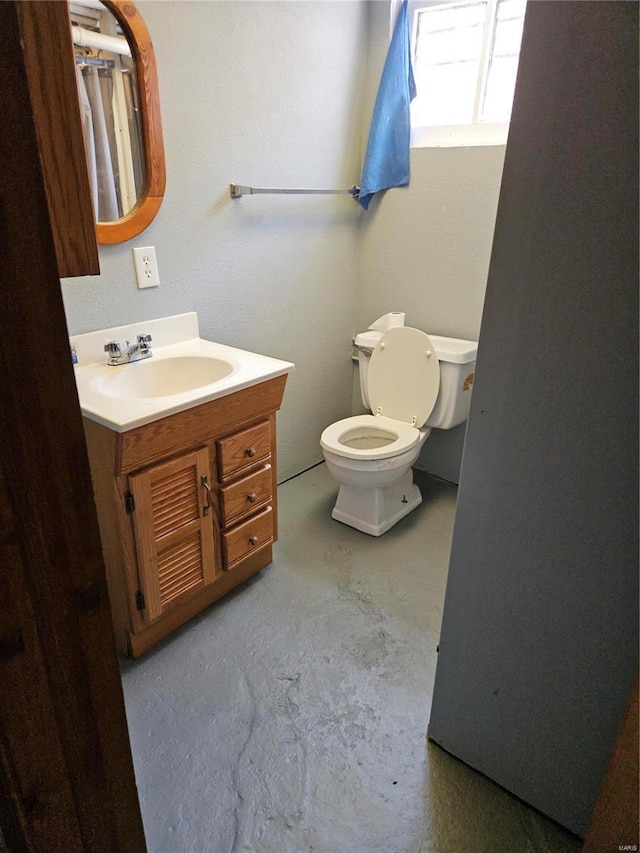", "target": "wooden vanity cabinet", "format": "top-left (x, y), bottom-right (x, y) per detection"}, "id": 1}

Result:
top-left (83, 375), bottom-right (287, 657)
